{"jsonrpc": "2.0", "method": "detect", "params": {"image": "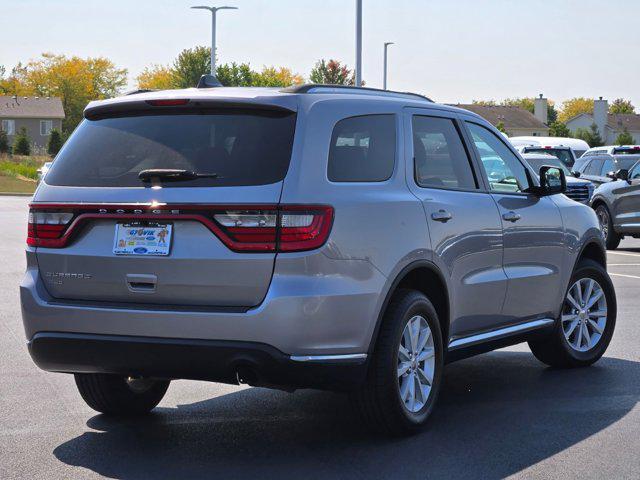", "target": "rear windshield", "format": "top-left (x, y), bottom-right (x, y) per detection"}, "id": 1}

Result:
top-left (46, 110), bottom-right (296, 187)
top-left (522, 147), bottom-right (574, 167)
top-left (613, 147), bottom-right (640, 155)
